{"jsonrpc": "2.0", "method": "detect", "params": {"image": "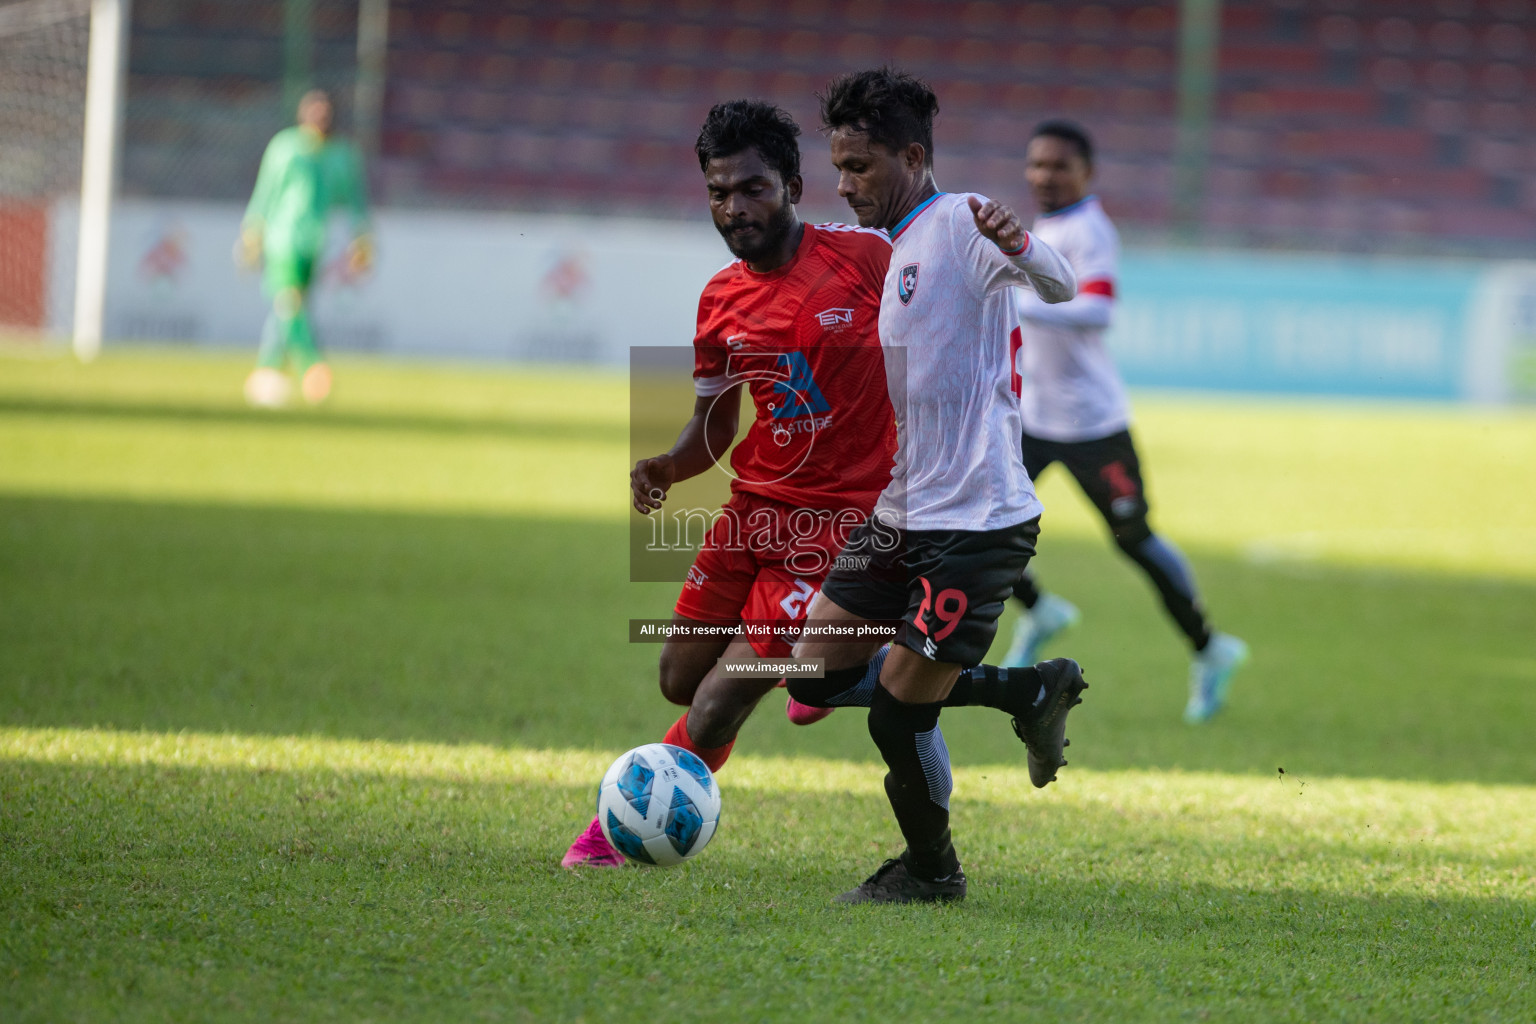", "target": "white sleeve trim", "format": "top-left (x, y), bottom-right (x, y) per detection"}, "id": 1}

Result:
top-left (693, 373), bottom-right (733, 397)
